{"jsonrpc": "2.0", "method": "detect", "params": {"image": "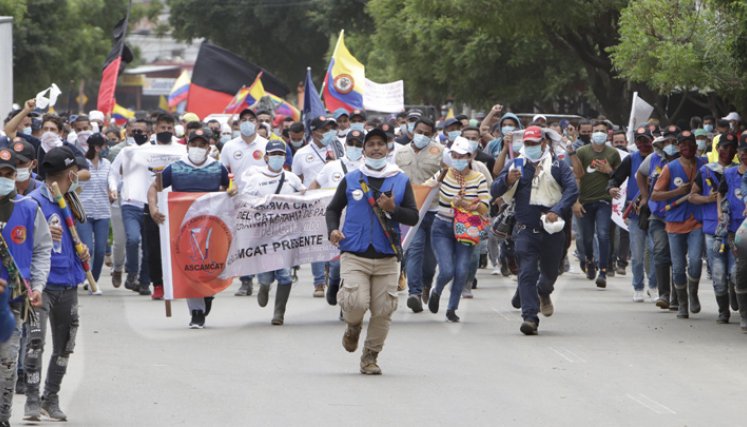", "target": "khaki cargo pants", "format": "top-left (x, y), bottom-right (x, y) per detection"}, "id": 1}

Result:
top-left (338, 253), bottom-right (399, 353)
